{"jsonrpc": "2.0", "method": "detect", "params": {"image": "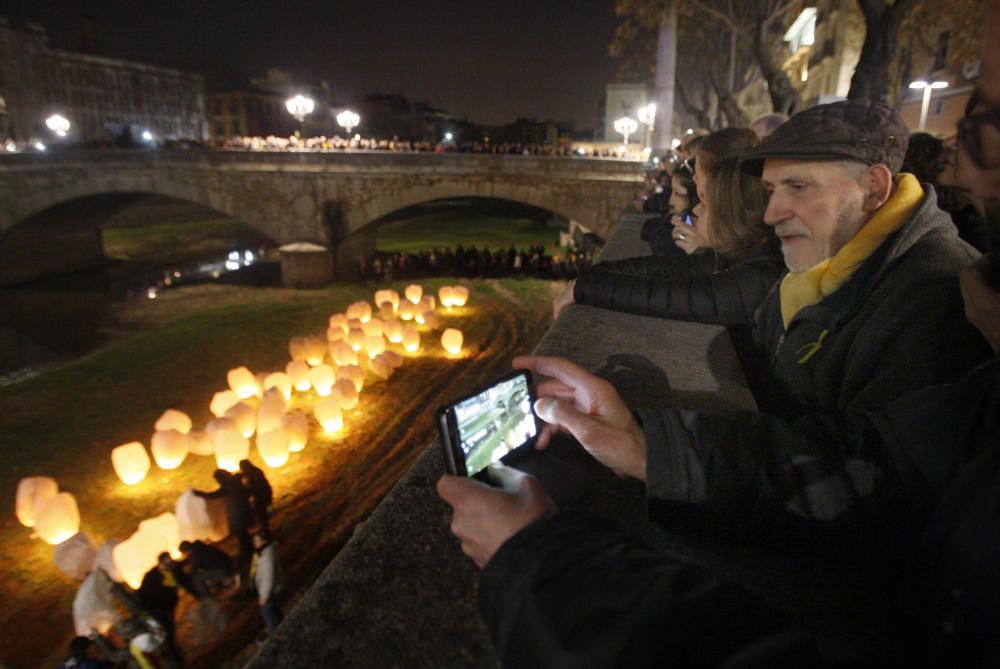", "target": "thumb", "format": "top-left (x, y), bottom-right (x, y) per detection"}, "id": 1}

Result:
top-left (534, 397), bottom-right (601, 446)
top-left (486, 463), bottom-right (529, 491)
